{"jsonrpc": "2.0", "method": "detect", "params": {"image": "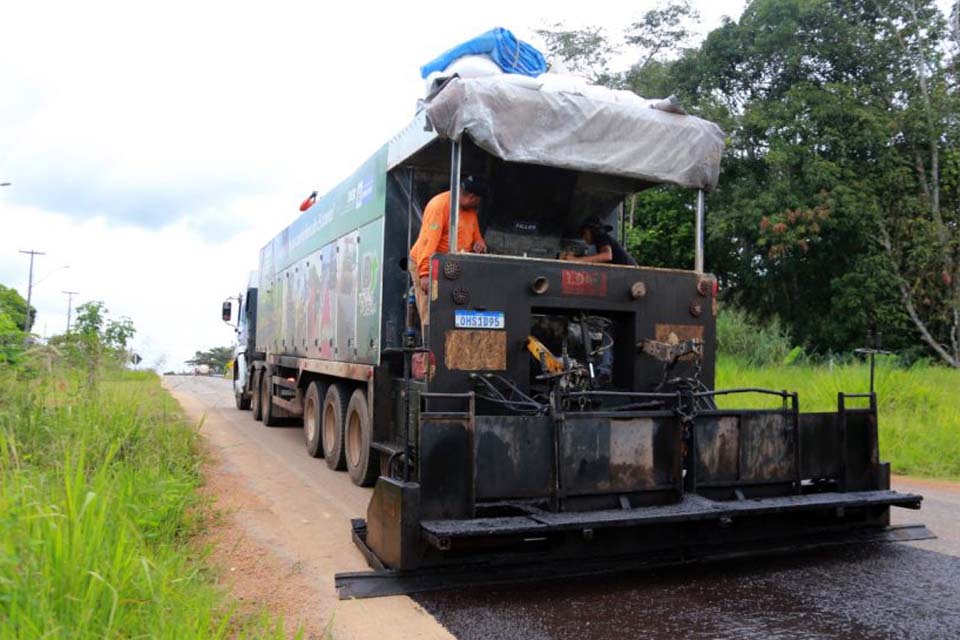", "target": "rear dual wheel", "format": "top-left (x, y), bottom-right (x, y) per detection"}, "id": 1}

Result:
top-left (320, 384), bottom-right (377, 486)
top-left (322, 384), bottom-right (349, 470)
top-left (345, 389), bottom-right (378, 487)
top-left (303, 381), bottom-right (327, 458)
